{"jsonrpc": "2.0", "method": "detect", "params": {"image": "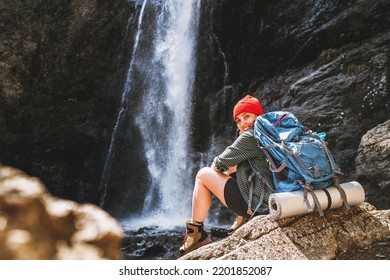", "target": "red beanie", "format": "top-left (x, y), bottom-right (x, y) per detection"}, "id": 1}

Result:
top-left (233, 95), bottom-right (264, 120)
